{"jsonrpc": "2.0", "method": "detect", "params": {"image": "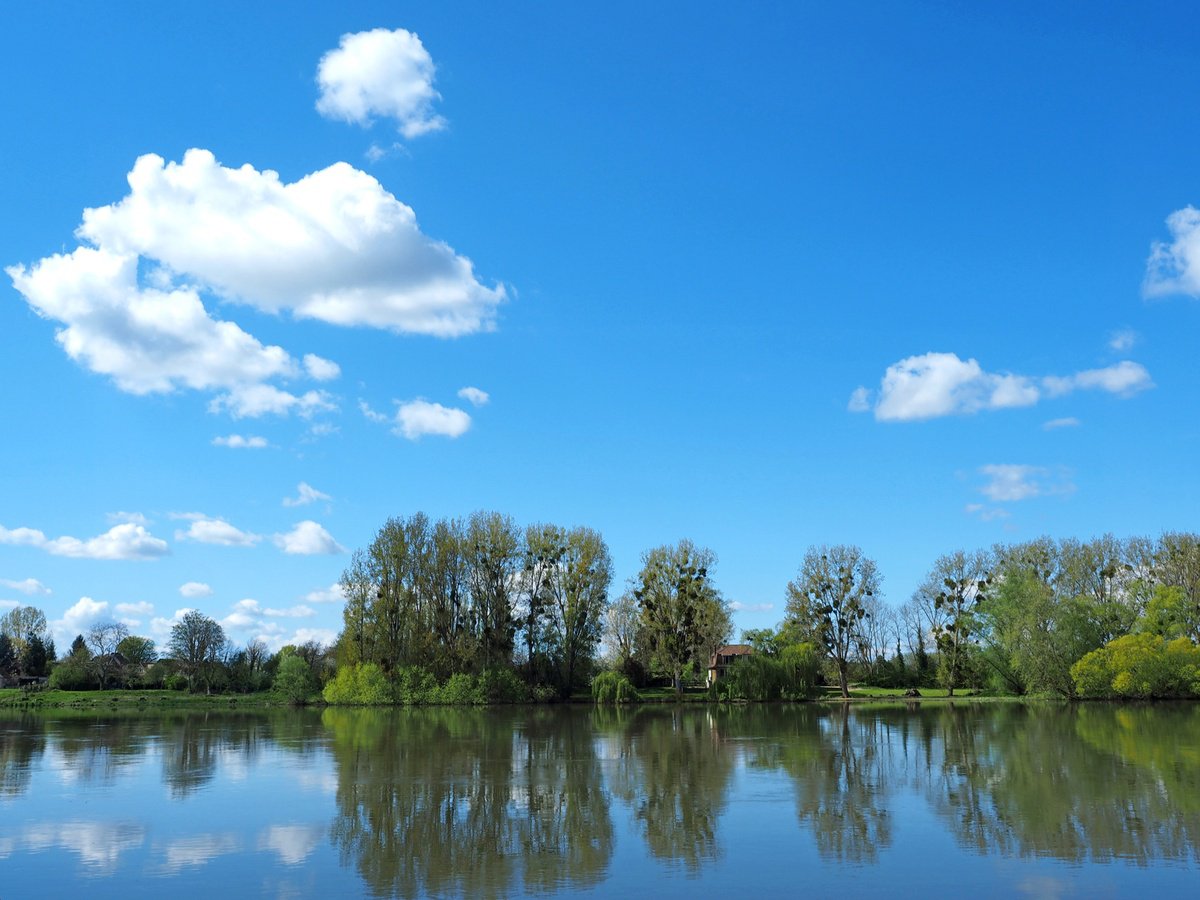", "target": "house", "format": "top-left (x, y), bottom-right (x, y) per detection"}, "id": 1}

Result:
top-left (707, 644), bottom-right (754, 686)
